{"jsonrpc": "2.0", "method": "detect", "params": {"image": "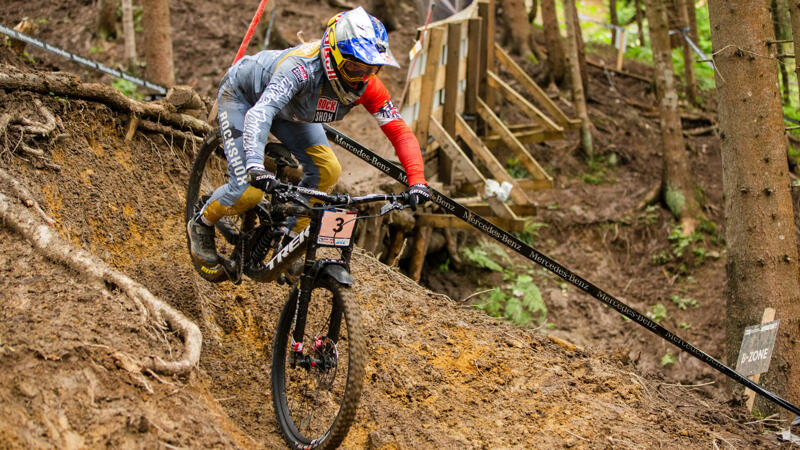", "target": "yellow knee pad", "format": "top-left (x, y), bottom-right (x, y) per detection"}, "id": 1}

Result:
top-left (292, 145), bottom-right (341, 233)
top-left (202, 186), bottom-right (264, 223)
top-left (305, 144), bottom-right (341, 192)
